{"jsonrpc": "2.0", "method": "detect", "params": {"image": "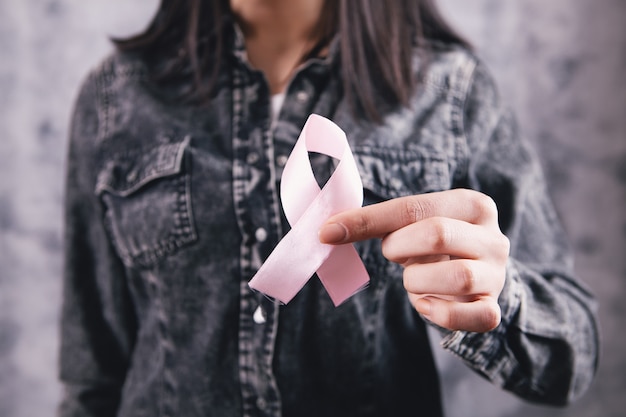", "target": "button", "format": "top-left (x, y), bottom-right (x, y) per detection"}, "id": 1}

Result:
top-left (253, 305), bottom-right (266, 324)
top-left (247, 152), bottom-right (260, 164)
top-left (256, 397), bottom-right (267, 411)
top-left (296, 90), bottom-right (308, 102)
top-left (276, 154), bottom-right (288, 167)
top-left (255, 227), bottom-right (268, 242)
